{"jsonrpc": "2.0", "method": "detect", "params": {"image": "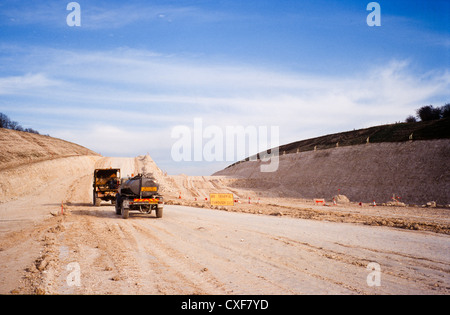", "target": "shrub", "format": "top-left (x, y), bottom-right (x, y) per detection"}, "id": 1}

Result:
top-left (416, 105), bottom-right (442, 121)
